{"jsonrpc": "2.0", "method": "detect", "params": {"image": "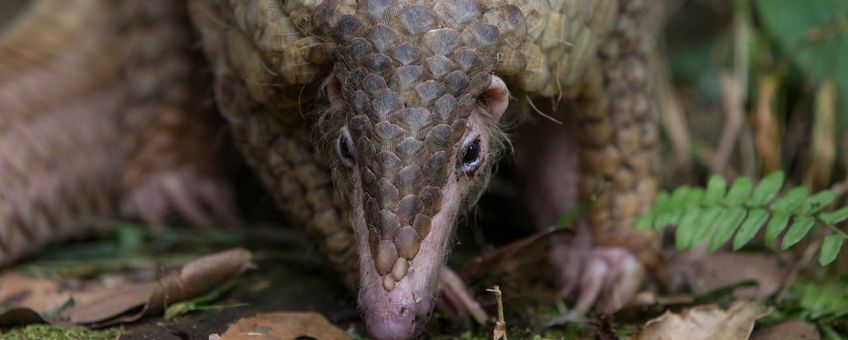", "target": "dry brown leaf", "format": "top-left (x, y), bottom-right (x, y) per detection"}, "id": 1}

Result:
top-left (632, 300), bottom-right (772, 340)
top-left (58, 282), bottom-right (157, 326)
top-left (668, 252), bottom-right (787, 300)
top-left (0, 272), bottom-right (69, 312)
top-left (219, 312), bottom-right (348, 340)
top-left (0, 248), bottom-right (253, 328)
top-left (751, 319), bottom-right (820, 340)
top-left (63, 248), bottom-right (254, 327)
